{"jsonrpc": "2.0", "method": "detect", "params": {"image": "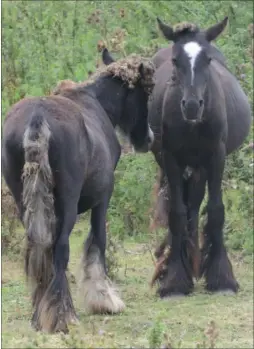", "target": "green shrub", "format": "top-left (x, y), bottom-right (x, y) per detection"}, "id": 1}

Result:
top-left (223, 181), bottom-right (253, 254)
top-left (108, 153), bottom-right (157, 240)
